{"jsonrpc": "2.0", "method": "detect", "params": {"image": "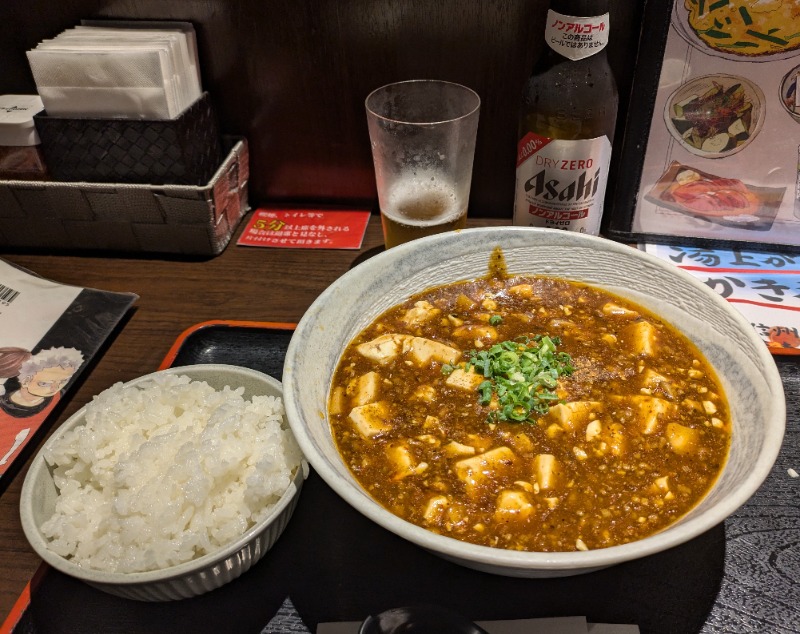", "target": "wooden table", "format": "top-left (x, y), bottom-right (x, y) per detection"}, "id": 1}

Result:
top-left (0, 215), bottom-right (399, 620)
top-left (0, 216), bottom-right (797, 633)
